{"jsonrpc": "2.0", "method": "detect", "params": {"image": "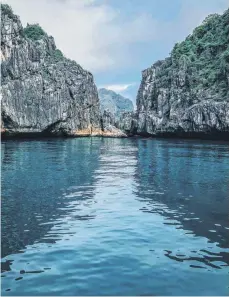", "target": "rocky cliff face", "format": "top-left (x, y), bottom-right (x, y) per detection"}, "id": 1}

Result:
top-left (135, 9), bottom-right (229, 138)
top-left (2, 5), bottom-right (228, 140)
top-left (1, 4), bottom-right (102, 137)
